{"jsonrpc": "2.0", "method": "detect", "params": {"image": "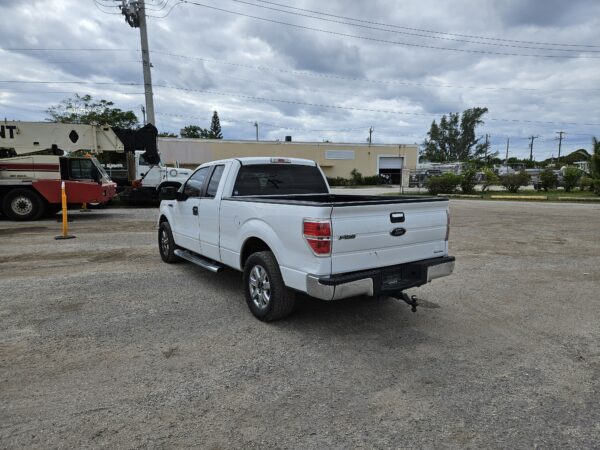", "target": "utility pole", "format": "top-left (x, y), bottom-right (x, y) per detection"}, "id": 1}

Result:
top-left (505, 137), bottom-right (510, 171)
top-left (368, 126), bottom-right (373, 146)
top-left (120, 0), bottom-right (155, 126)
top-left (254, 122), bottom-right (259, 141)
top-left (556, 131), bottom-right (565, 166)
top-left (140, 105), bottom-right (146, 125)
top-left (528, 135), bottom-right (539, 161)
